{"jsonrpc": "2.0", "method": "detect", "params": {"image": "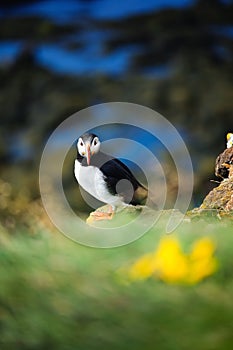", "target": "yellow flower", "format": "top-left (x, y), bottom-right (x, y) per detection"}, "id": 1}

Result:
top-left (129, 253), bottom-right (155, 280)
top-left (187, 238), bottom-right (218, 284)
top-left (190, 238), bottom-right (216, 260)
top-left (153, 237), bottom-right (189, 283)
top-left (125, 236), bottom-right (218, 285)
